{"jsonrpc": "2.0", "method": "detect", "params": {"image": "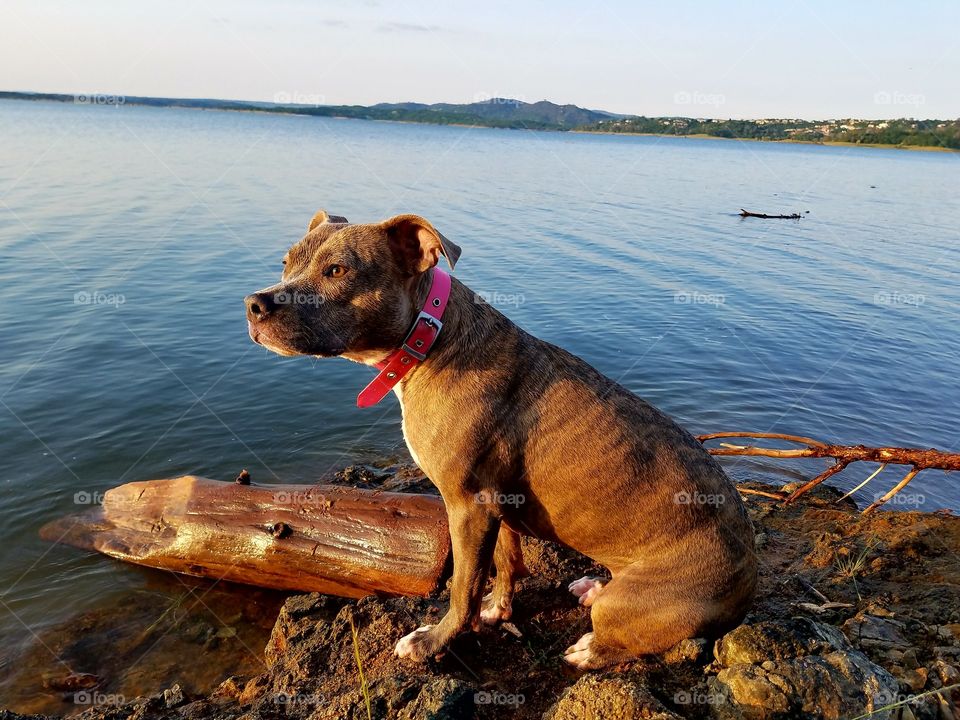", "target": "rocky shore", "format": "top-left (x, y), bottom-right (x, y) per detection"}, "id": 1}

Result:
top-left (4, 466), bottom-right (959, 720)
